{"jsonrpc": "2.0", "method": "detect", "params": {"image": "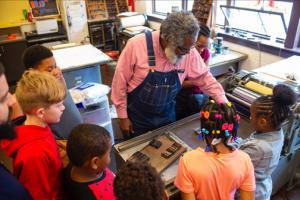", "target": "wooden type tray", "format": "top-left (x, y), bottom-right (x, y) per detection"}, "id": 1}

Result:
top-left (128, 134), bottom-right (187, 173)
